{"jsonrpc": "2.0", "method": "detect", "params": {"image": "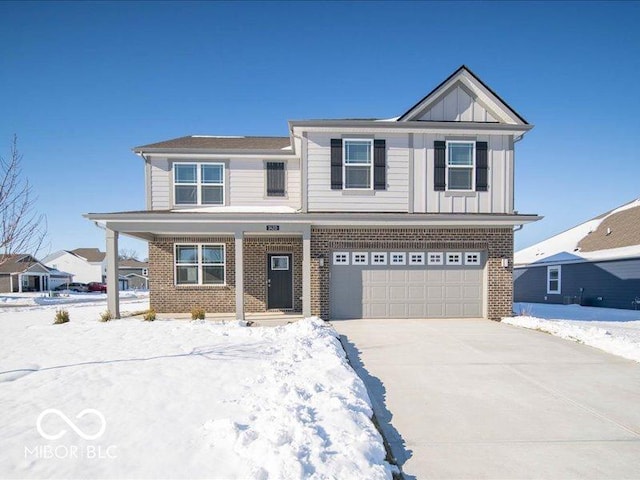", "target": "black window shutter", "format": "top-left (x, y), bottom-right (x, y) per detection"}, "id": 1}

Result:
top-left (475, 141), bottom-right (488, 192)
top-left (266, 162), bottom-right (285, 196)
top-left (434, 141), bottom-right (446, 191)
top-left (373, 139), bottom-right (386, 190)
top-left (330, 139), bottom-right (343, 190)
